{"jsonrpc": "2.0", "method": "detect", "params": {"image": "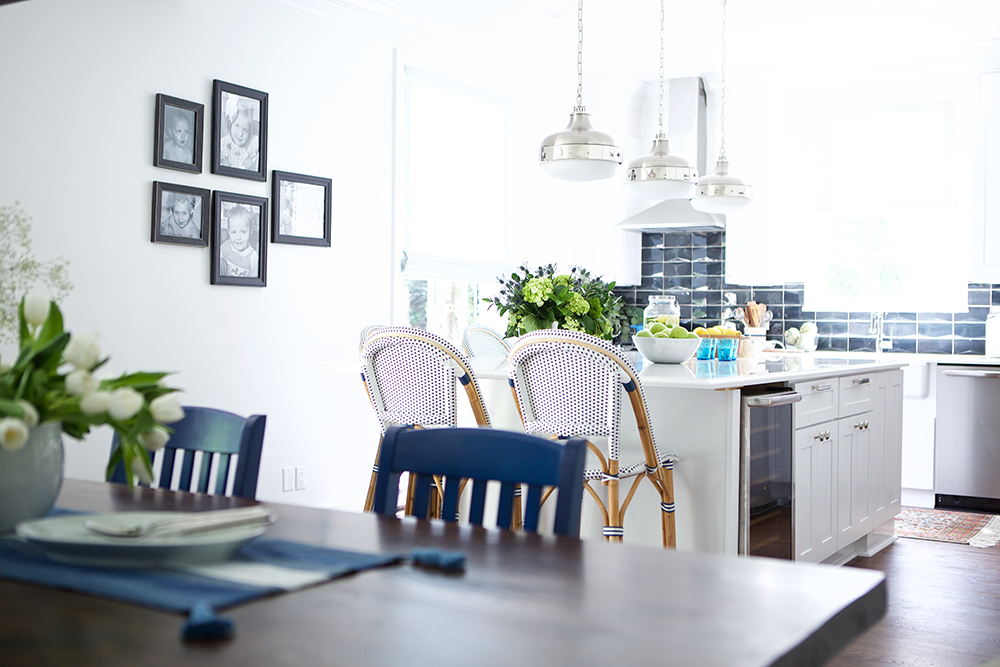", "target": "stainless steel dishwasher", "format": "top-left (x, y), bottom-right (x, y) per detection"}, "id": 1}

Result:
top-left (739, 387), bottom-right (802, 559)
top-left (934, 365), bottom-right (1000, 512)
